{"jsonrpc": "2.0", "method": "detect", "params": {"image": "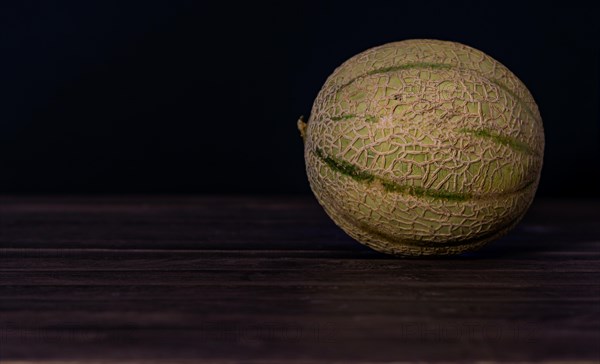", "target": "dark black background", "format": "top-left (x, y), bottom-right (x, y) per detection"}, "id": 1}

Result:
top-left (1, 1), bottom-right (598, 196)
